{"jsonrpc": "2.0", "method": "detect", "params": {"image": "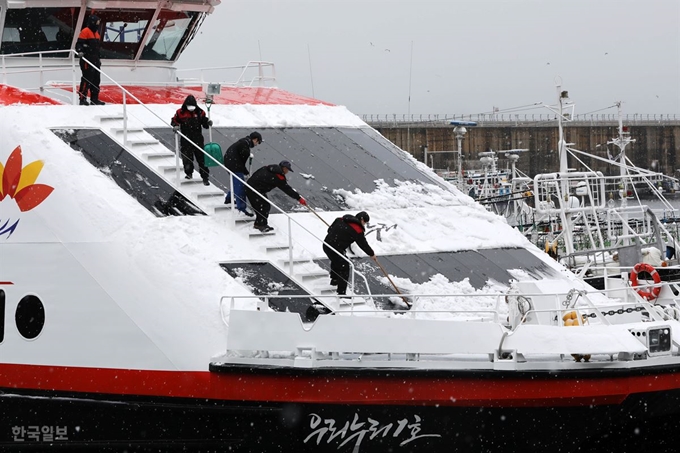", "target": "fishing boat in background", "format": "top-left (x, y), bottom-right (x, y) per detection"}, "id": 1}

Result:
top-left (438, 148), bottom-right (533, 209)
top-left (502, 87), bottom-right (680, 291)
top-left (4, 4), bottom-right (680, 452)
